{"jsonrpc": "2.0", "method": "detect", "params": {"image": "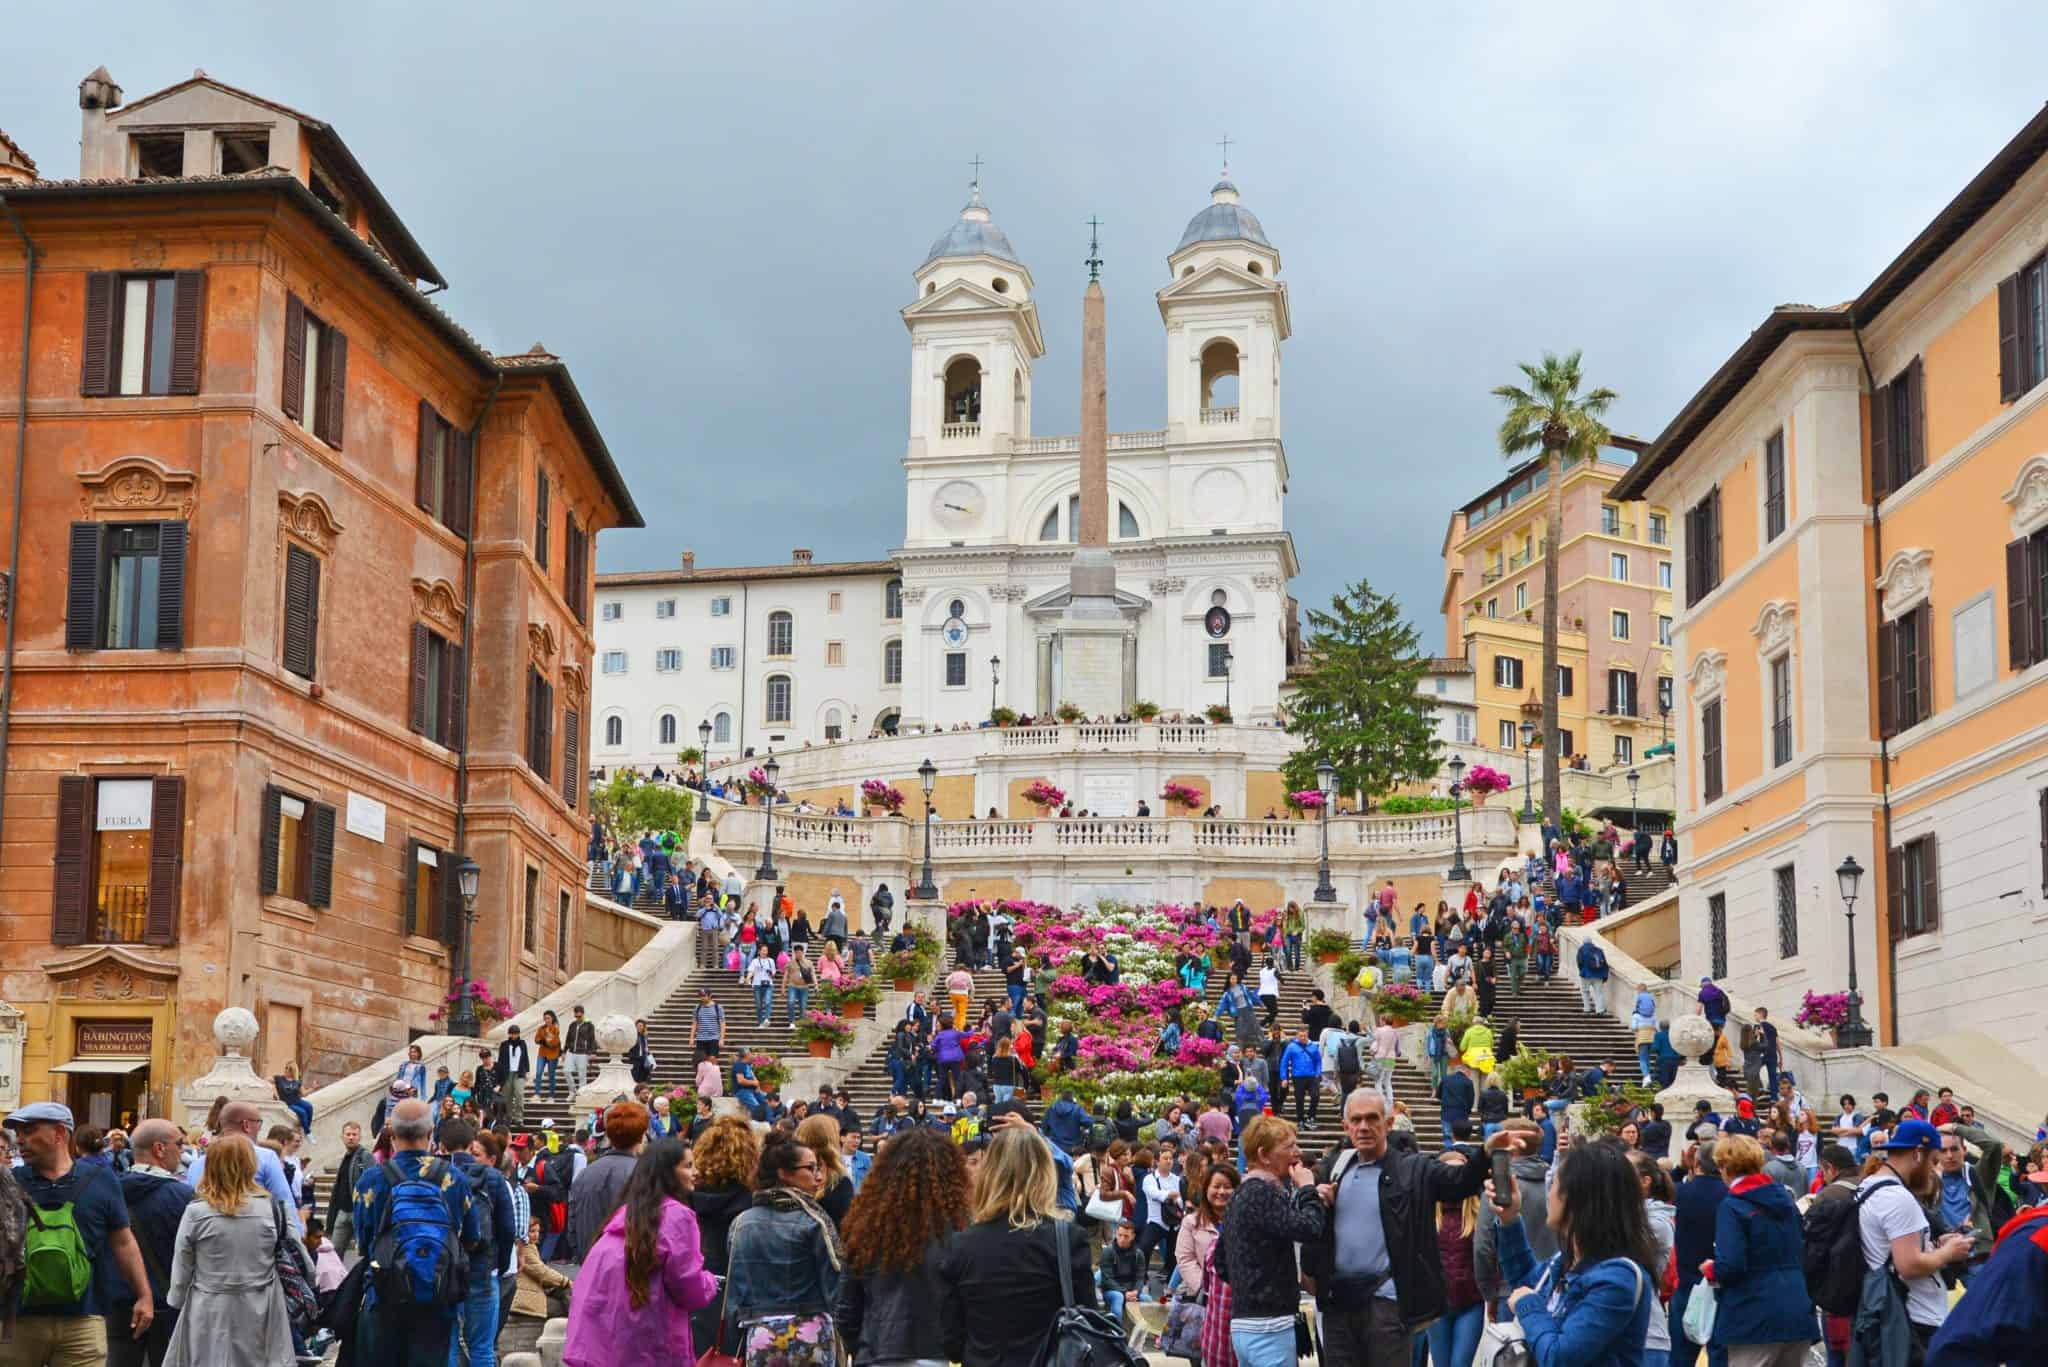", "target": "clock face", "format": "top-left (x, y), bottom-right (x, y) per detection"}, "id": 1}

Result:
top-left (930, 480), bottom-right (985, 531)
